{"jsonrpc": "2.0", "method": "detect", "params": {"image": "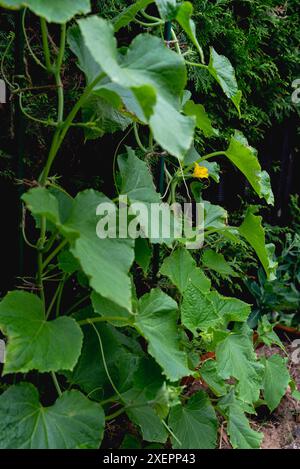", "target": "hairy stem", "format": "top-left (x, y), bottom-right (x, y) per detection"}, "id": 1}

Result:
top-left (55, 24), bottom-right (66, 123)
